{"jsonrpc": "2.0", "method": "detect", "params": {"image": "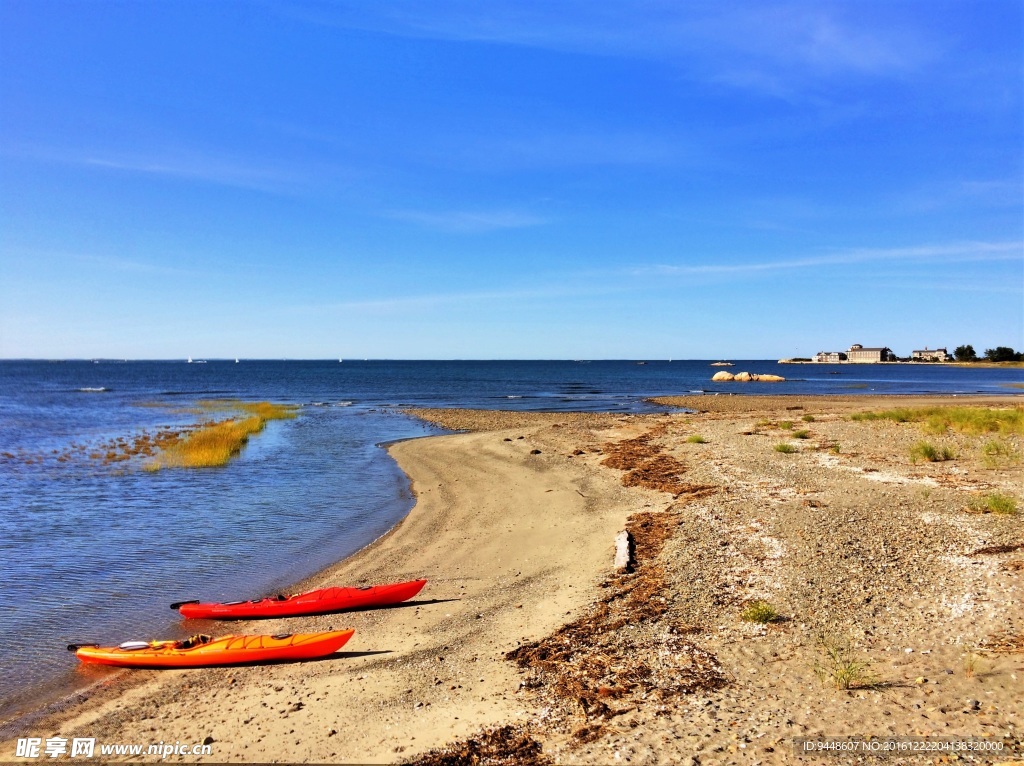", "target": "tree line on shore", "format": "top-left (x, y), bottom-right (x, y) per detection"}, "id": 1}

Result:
top-left (953, 345), bottom-right (1023, 362)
